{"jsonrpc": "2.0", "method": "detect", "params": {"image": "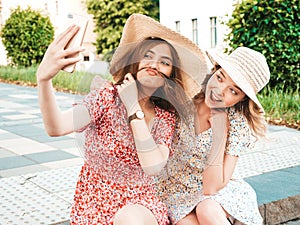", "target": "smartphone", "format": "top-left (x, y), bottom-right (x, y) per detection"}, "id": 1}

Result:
top-left (62, 14), bottom-right (89, 73)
